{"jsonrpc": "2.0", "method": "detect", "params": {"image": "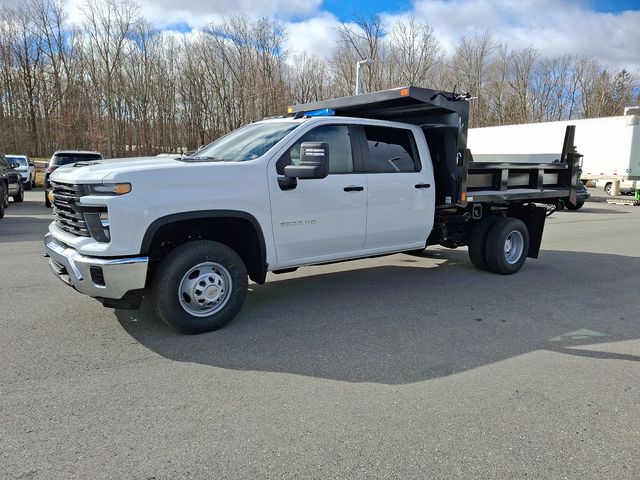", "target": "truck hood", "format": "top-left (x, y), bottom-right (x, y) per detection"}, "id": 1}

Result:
top-left (50, 156), bottom-right (186, 184)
